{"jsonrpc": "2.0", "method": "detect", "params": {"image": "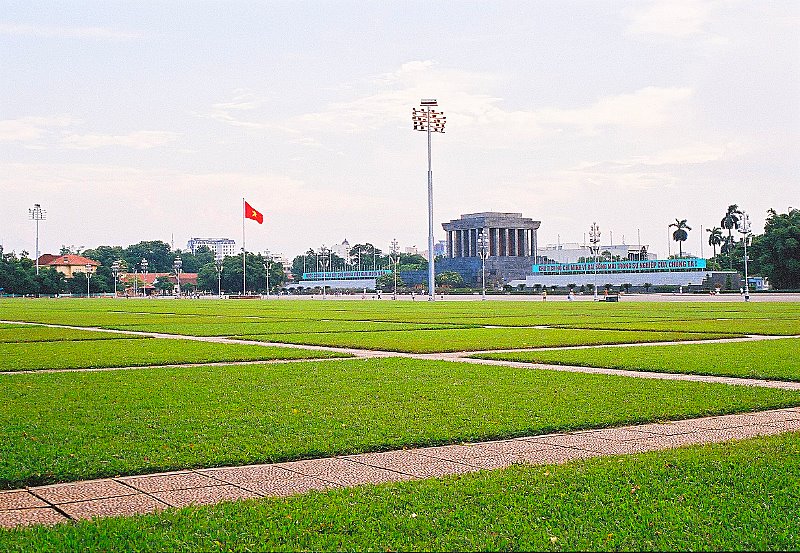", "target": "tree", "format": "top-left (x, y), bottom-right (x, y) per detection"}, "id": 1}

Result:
top-left (721, 205), bottom-right (743, 268)
top-left (435, 271), bottom-right (464, 289)
top-left (706, 227), bottom-right (723, 259)
top-left (670, 219), bottom-right (691, 257)
top-left (153, 276), bottom-right (174, 295)
top-left (755, 208), bottom-right (800, 289)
